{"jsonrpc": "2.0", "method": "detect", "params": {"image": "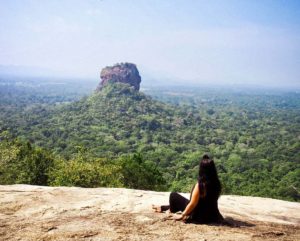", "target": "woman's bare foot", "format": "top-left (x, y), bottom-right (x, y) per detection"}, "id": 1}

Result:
top-left (152, 205), bottom-right (162, 213)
